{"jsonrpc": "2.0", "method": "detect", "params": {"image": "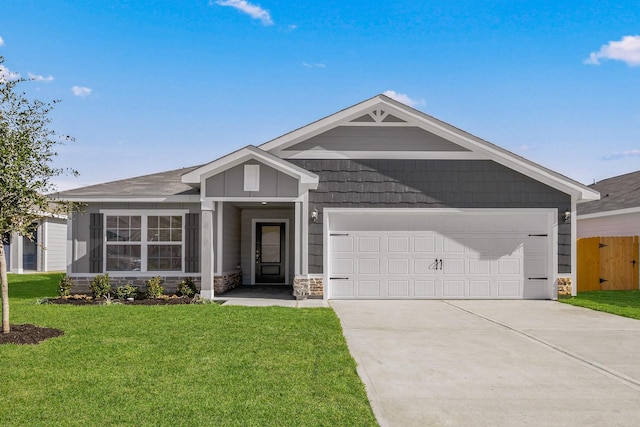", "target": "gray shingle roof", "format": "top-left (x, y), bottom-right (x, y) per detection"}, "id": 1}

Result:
top-left (54, 165), bottom-right (203, 198)
top-left (578, 170), bottom-right (640, 215)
